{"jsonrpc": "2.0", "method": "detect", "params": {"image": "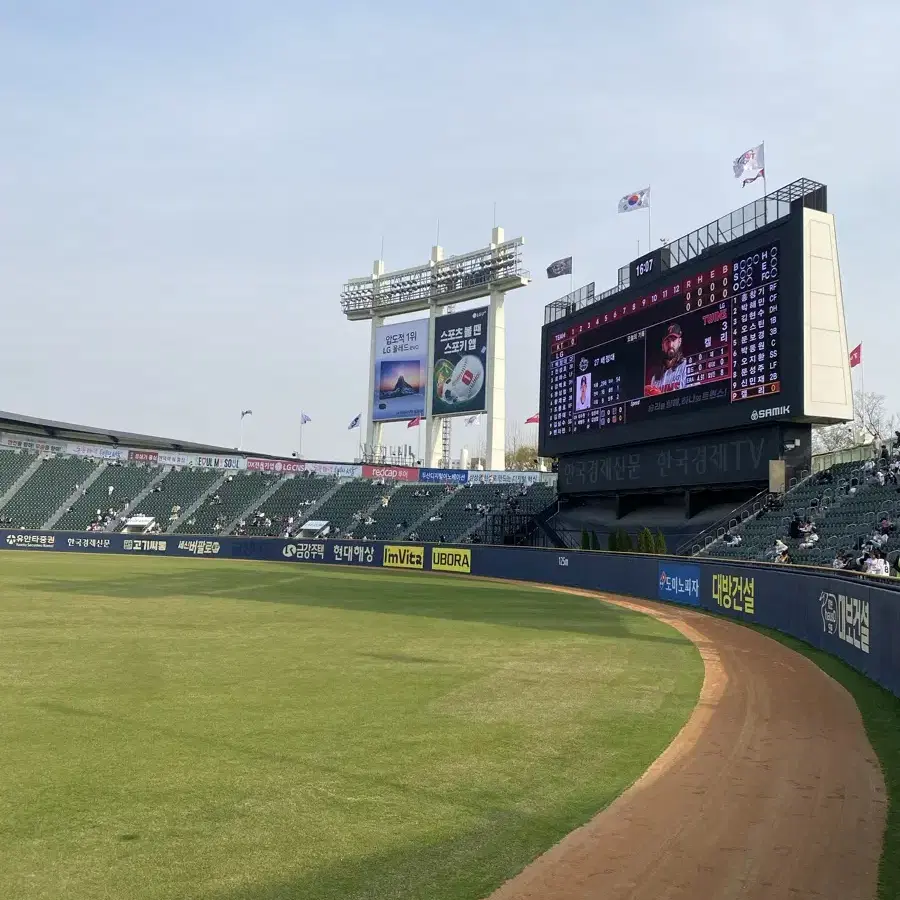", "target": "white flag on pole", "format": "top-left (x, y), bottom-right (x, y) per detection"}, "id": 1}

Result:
top-left (464, 415), bottom-right (481, 426)
top-left (733, 143), bottom-right (765, 184)
top-left (617, 188), bottom-right (650, 214)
